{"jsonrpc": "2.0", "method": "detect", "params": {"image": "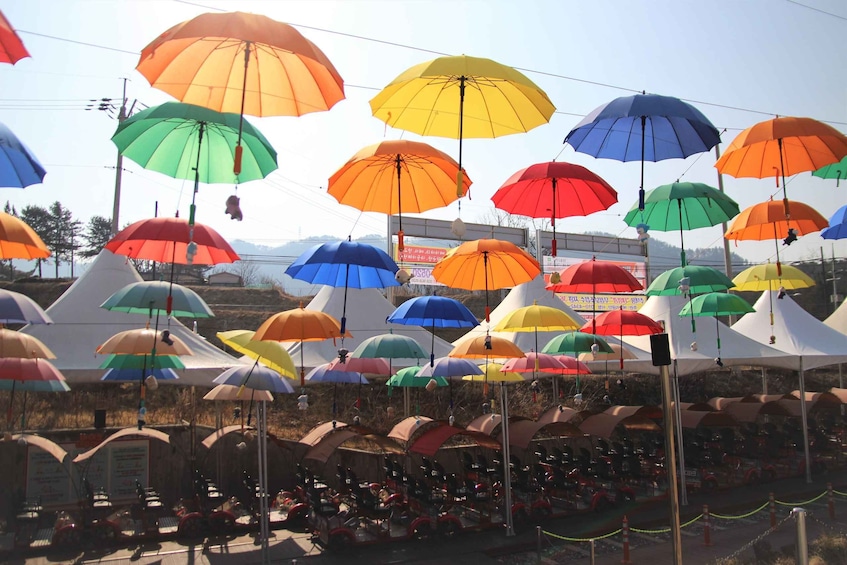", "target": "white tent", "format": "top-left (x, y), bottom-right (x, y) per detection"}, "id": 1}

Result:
top-left (824, 298), bottom-right (847, 336)
top-left (285, 286), bottom-right (453, 370)
top-left (23, 250), bottom-right (246, 385)
top-left (624, 294), bottom-right (796, 376)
